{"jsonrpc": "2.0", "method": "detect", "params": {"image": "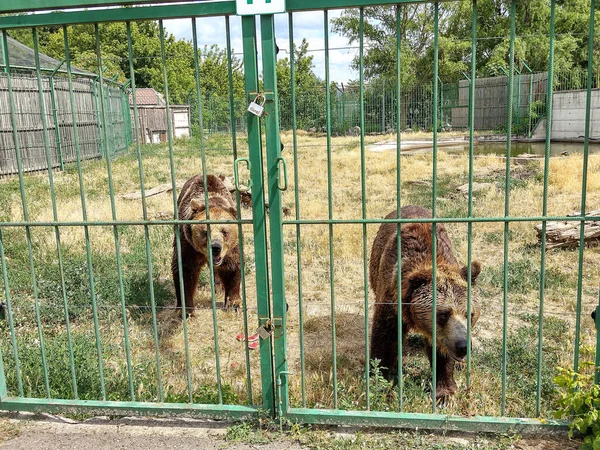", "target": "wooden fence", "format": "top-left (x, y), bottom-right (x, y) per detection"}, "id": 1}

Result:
top-left (0, 72), bottom-right (129, 177)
